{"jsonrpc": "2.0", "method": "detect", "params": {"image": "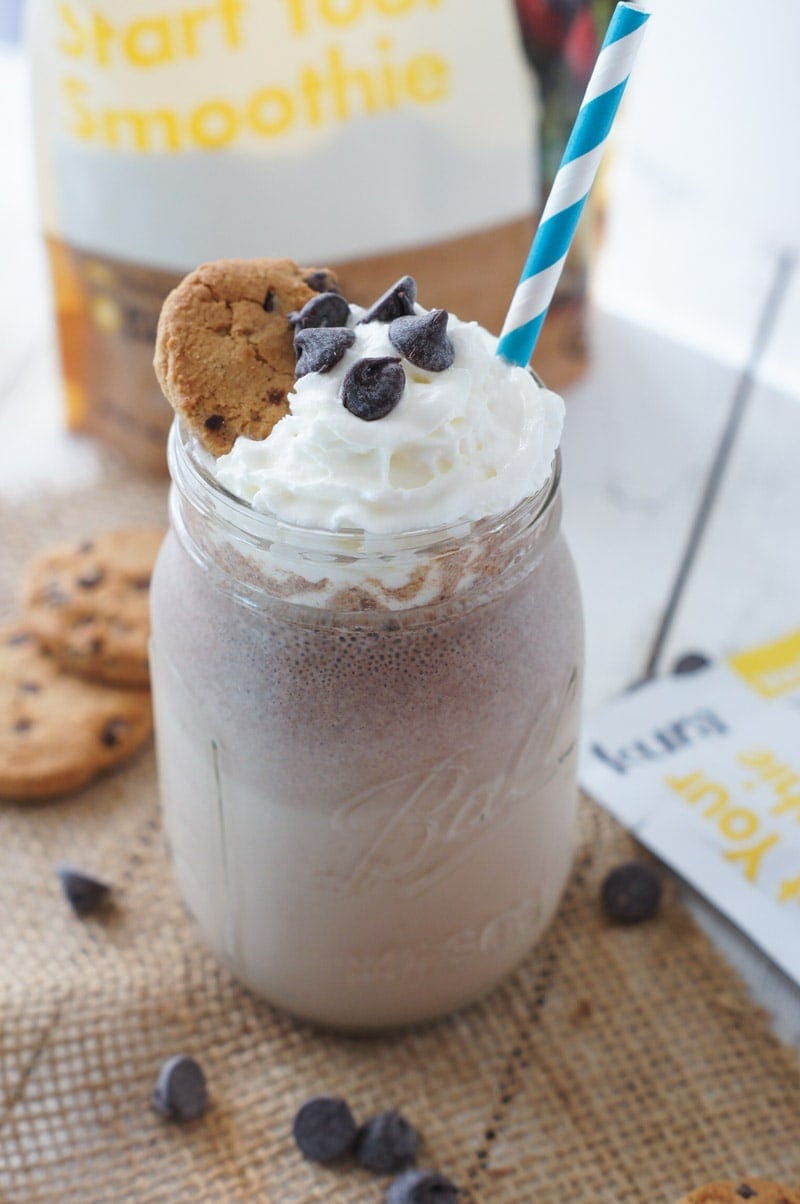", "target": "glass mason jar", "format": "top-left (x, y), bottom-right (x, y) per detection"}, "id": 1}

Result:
top-left (150, 421), bottom-right (584, 1029)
